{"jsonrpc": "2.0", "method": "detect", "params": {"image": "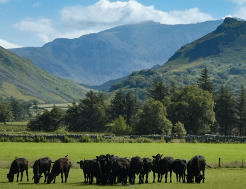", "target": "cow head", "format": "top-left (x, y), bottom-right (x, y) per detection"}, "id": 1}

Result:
top-left (152, 154), bottom-right (163, 165)
top-left (186, 174), bottom-right (194, 183)
top-left (77, 160), bottom-right (85, 169)
top-left (47, 173), bottom-right (55, 184)
top-left (7, 173), bottom-right (14, 182)
top-left (195, 174), bottom-right (204, 183)
top-left (33, 174), bottom-right (43, 184)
